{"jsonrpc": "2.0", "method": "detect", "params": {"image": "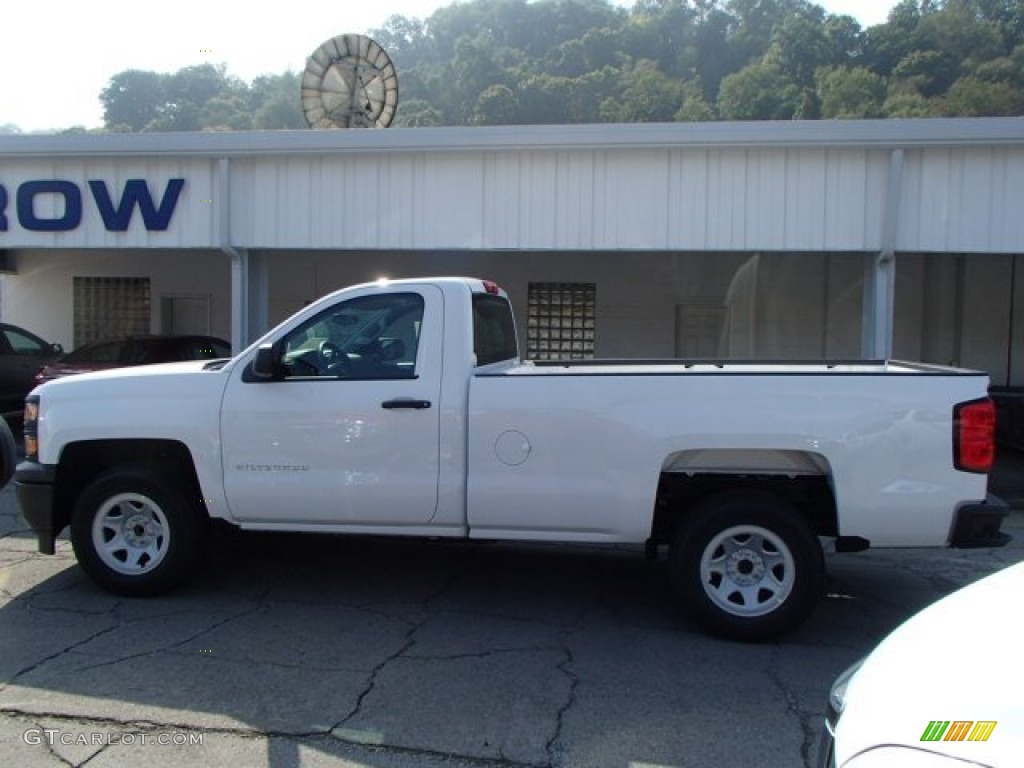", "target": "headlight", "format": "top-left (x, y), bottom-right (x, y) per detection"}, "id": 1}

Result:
top-left (819, 659), bottom-right (864, 768)
top-left (23, 395), bottom-right (40, 460)
top-left (829, 658), bottom-right (863, 718)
